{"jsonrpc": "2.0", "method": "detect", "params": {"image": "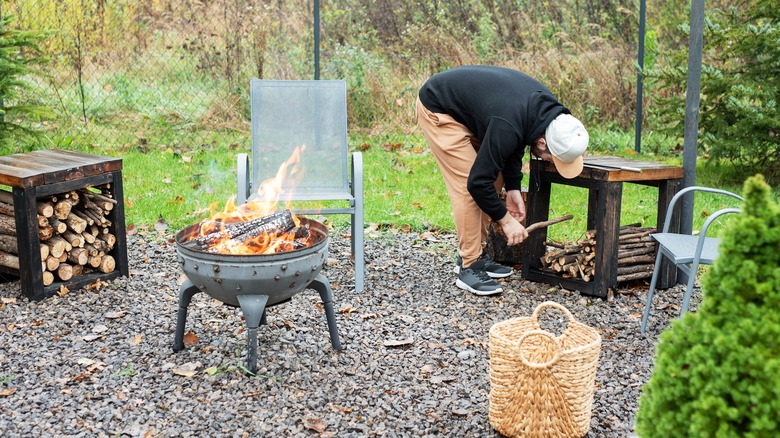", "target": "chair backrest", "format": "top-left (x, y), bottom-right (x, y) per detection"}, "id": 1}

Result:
top-left (661, 186), bottom-right (744, 234)
top-left (250, 79), bottom-right (351, 202)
